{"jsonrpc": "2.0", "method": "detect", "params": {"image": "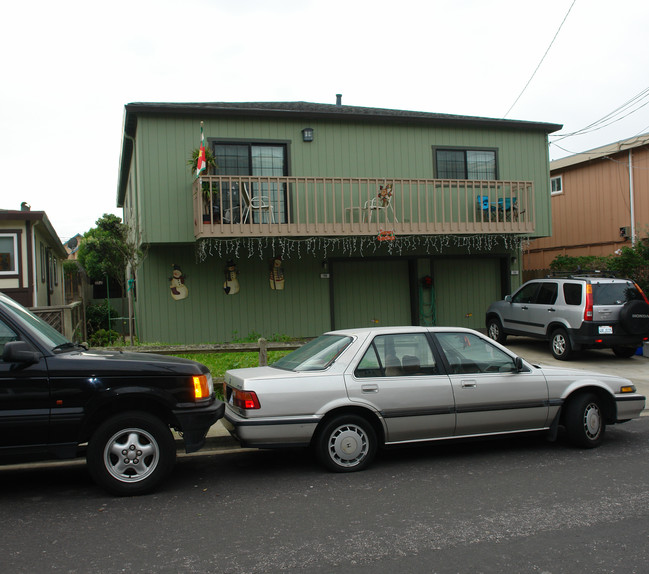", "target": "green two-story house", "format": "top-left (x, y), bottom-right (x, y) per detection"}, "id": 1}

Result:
top-left (116, 100), bottom-right (560, 344)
